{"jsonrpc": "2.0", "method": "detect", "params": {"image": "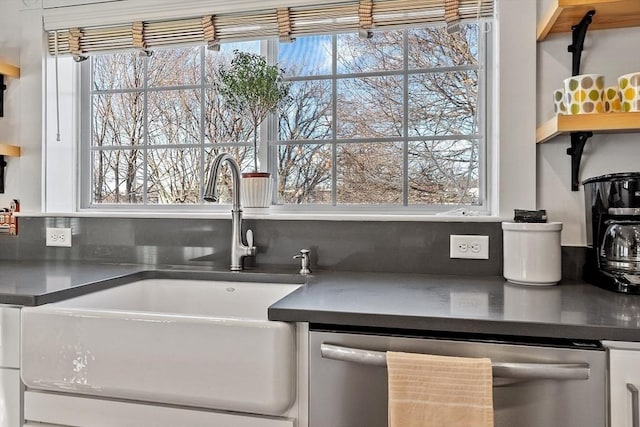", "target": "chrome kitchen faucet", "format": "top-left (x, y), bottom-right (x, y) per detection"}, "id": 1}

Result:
top-left (203, 153), bottom-right (256, 271)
